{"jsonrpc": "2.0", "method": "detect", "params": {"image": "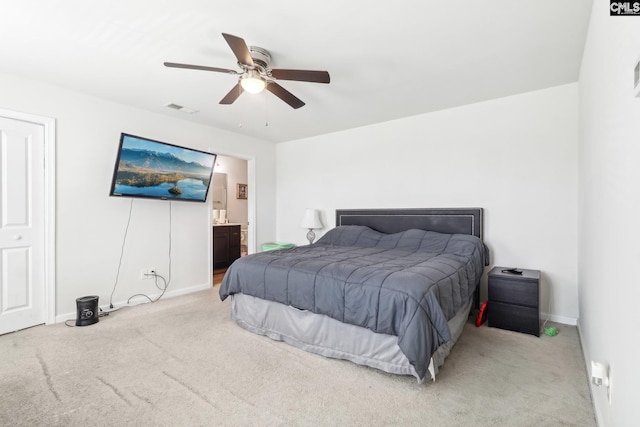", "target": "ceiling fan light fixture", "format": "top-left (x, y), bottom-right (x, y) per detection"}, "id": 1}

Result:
top-left (165, 33), bottom-right (329, 108)
top-left (240, 70), bottom-right (266, 94)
